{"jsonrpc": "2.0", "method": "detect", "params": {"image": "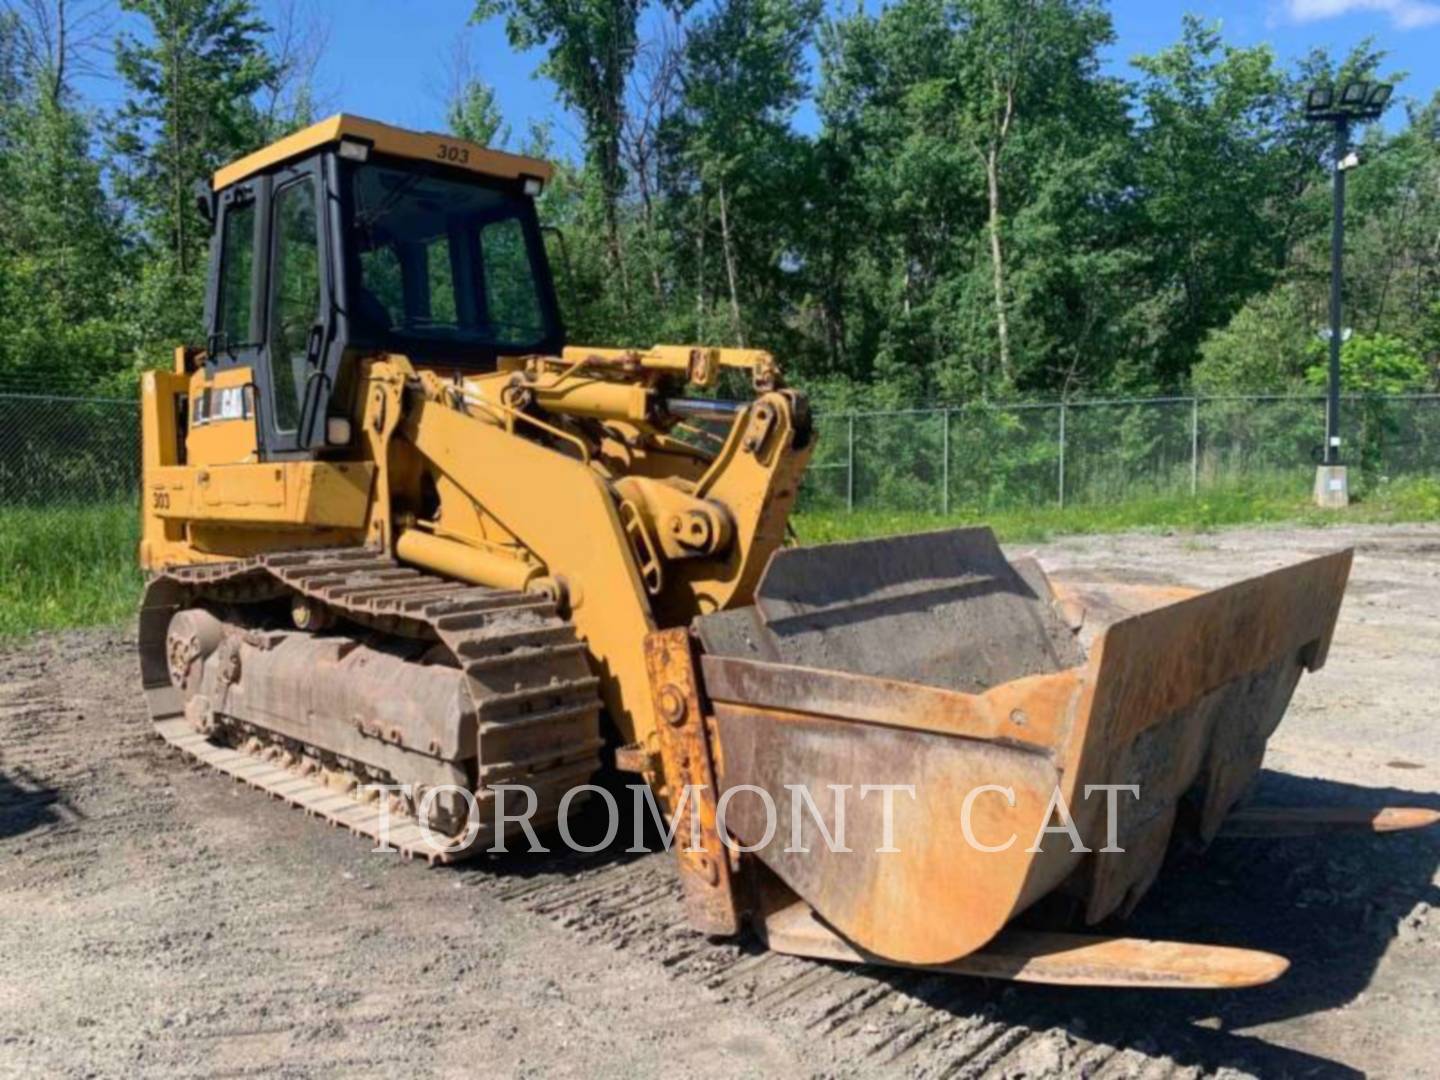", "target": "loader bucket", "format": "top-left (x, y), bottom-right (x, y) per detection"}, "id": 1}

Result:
top-left (677, 528), bottom-right (1352, 967)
